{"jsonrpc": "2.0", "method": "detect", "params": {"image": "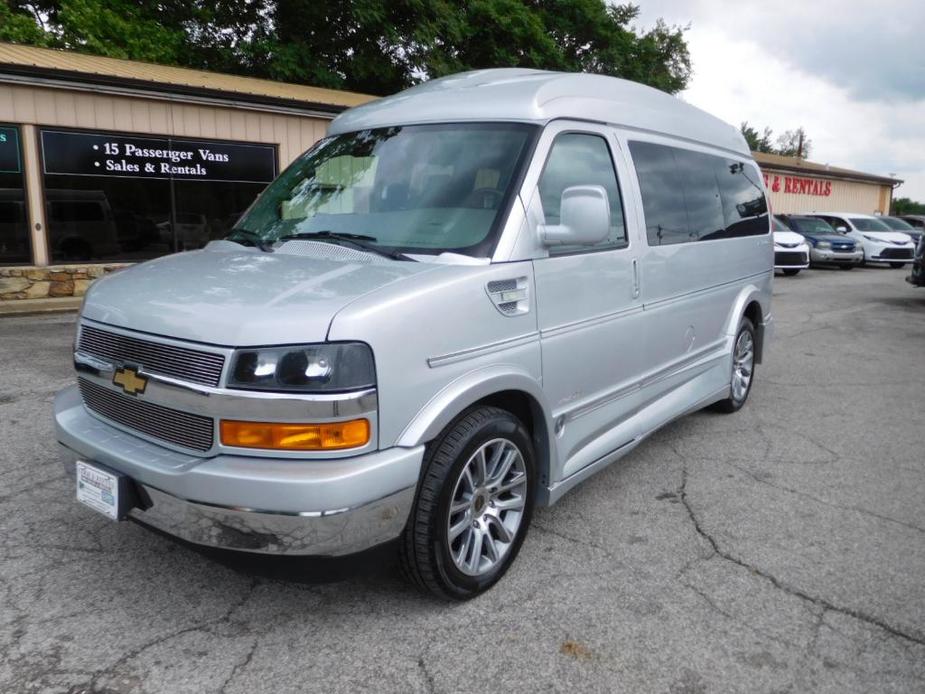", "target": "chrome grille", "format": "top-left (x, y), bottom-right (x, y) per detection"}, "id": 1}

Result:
top-left (78, 378), bottom-right (214, 452)
top-left (78, 325), bottom-right (225, 387)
